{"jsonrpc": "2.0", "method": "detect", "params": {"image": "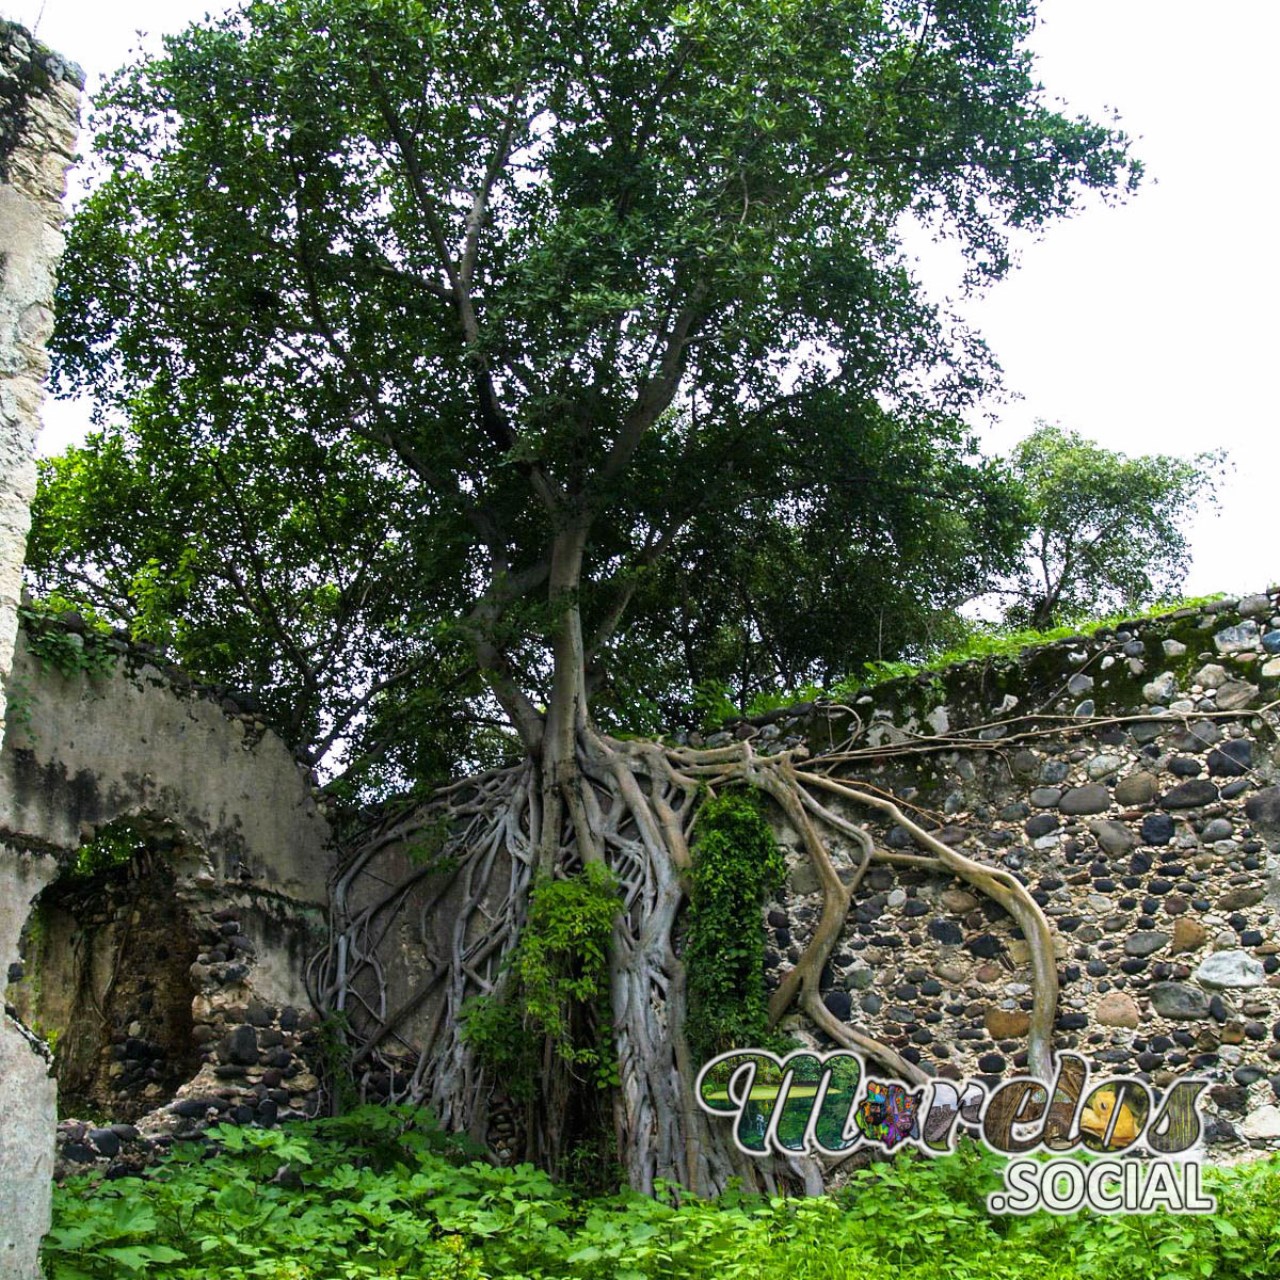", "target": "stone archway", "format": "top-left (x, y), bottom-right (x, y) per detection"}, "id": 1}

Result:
top-left (8, 820), bottom-right (205, 1123)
